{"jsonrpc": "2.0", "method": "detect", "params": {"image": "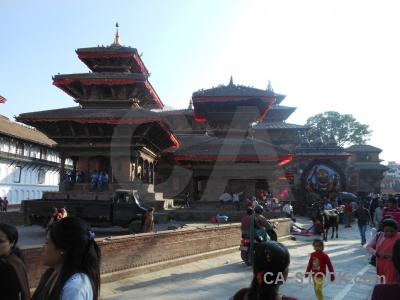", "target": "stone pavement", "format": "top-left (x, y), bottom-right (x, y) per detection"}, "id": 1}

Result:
top-left (99, 217), bottom-right (377, 300)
